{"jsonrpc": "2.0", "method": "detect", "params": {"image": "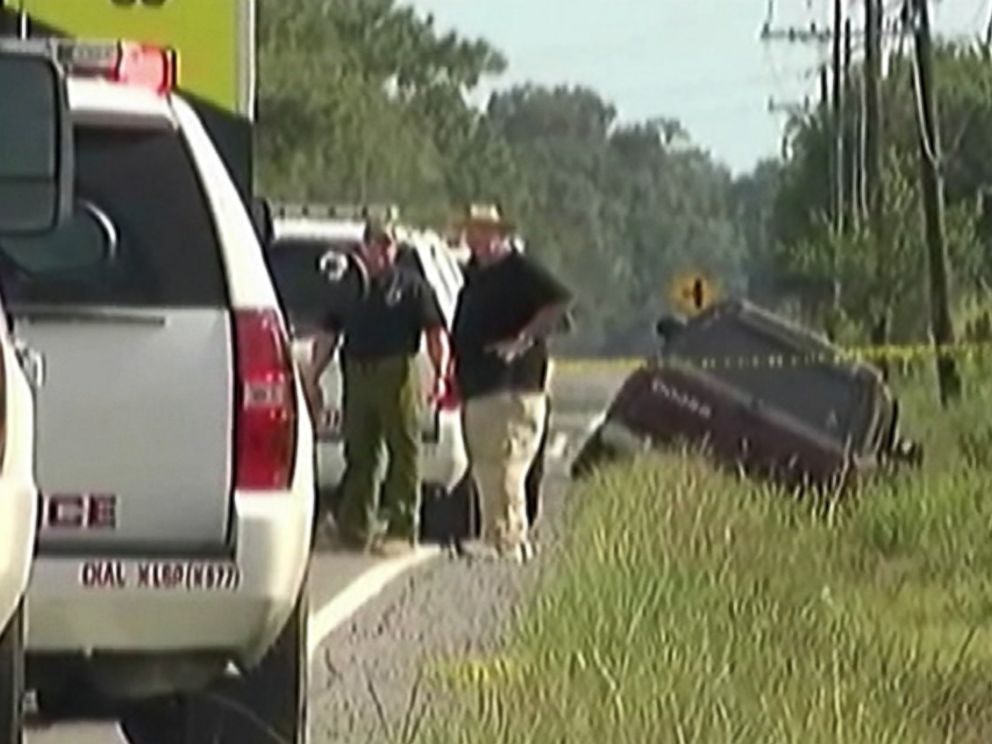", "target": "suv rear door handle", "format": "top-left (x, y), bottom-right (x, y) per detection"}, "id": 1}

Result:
top-left (14, 342), bottom-right (45, 390)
